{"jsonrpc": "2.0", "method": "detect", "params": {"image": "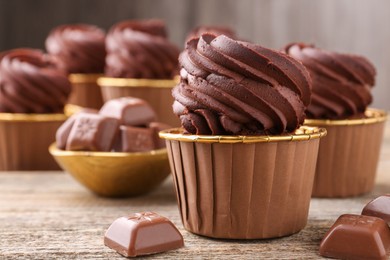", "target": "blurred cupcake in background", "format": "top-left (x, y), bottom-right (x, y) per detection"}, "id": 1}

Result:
top-left (185, 25), bottom-right (237, 43)
top-left (285, 43), bottom-right (387, 197)
top-left (0, 48), bottom-right (71, 170)
top-left (98, 19), bottom-right (180, 126)
top-left (46, 24), bottom-right (106, 109)
top-left (160, 34), bottom-right (326, 239)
